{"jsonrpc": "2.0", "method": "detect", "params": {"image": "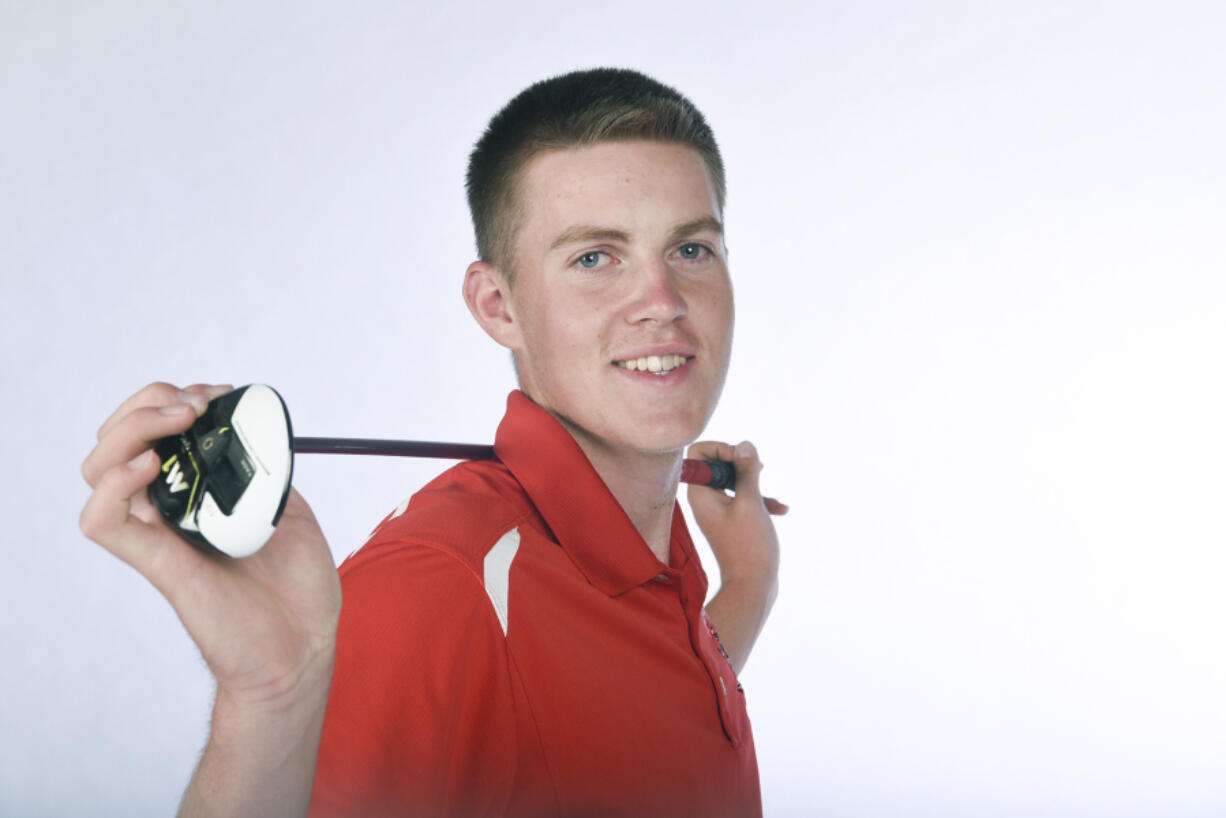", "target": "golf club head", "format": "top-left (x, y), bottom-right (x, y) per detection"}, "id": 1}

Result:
top-left (149, 384), bottom-right (294, 557)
